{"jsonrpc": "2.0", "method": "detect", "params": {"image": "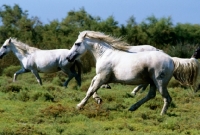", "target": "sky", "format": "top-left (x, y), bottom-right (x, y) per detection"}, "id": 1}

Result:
top-left (0, 0), bottom-right (200, 25)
